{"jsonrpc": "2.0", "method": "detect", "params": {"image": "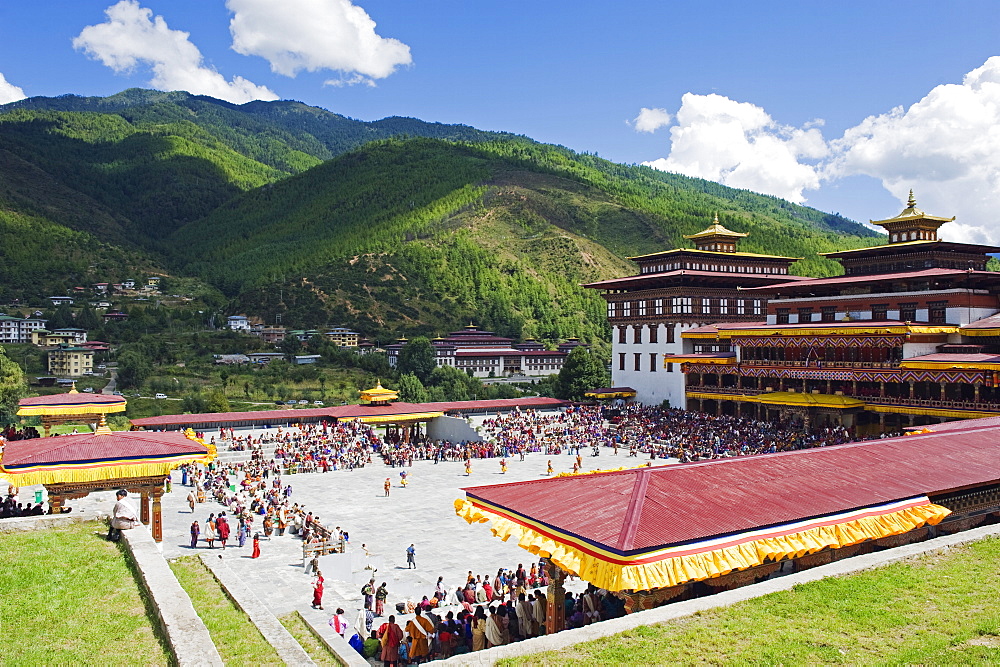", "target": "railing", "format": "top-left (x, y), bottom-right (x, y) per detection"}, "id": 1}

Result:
top-left (740, 360), bottom-right (899, 369)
